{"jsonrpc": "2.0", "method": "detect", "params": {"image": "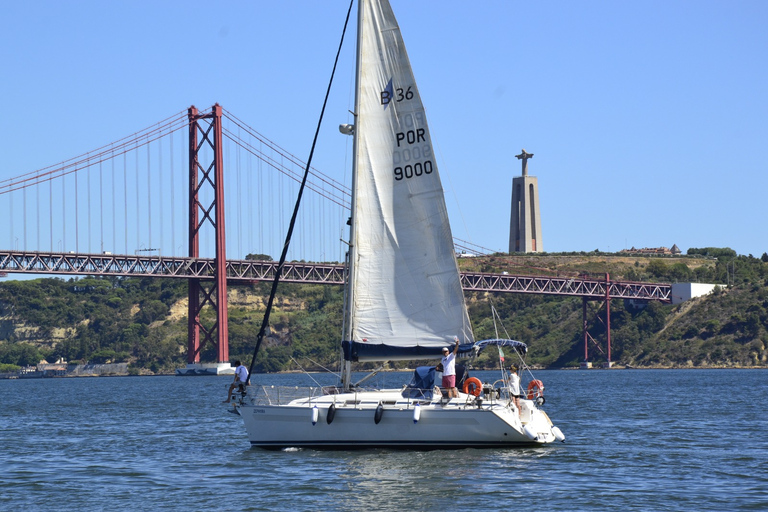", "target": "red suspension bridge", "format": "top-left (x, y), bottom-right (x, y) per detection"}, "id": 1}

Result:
top-left (0, 105), bottom-right (671, 368)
